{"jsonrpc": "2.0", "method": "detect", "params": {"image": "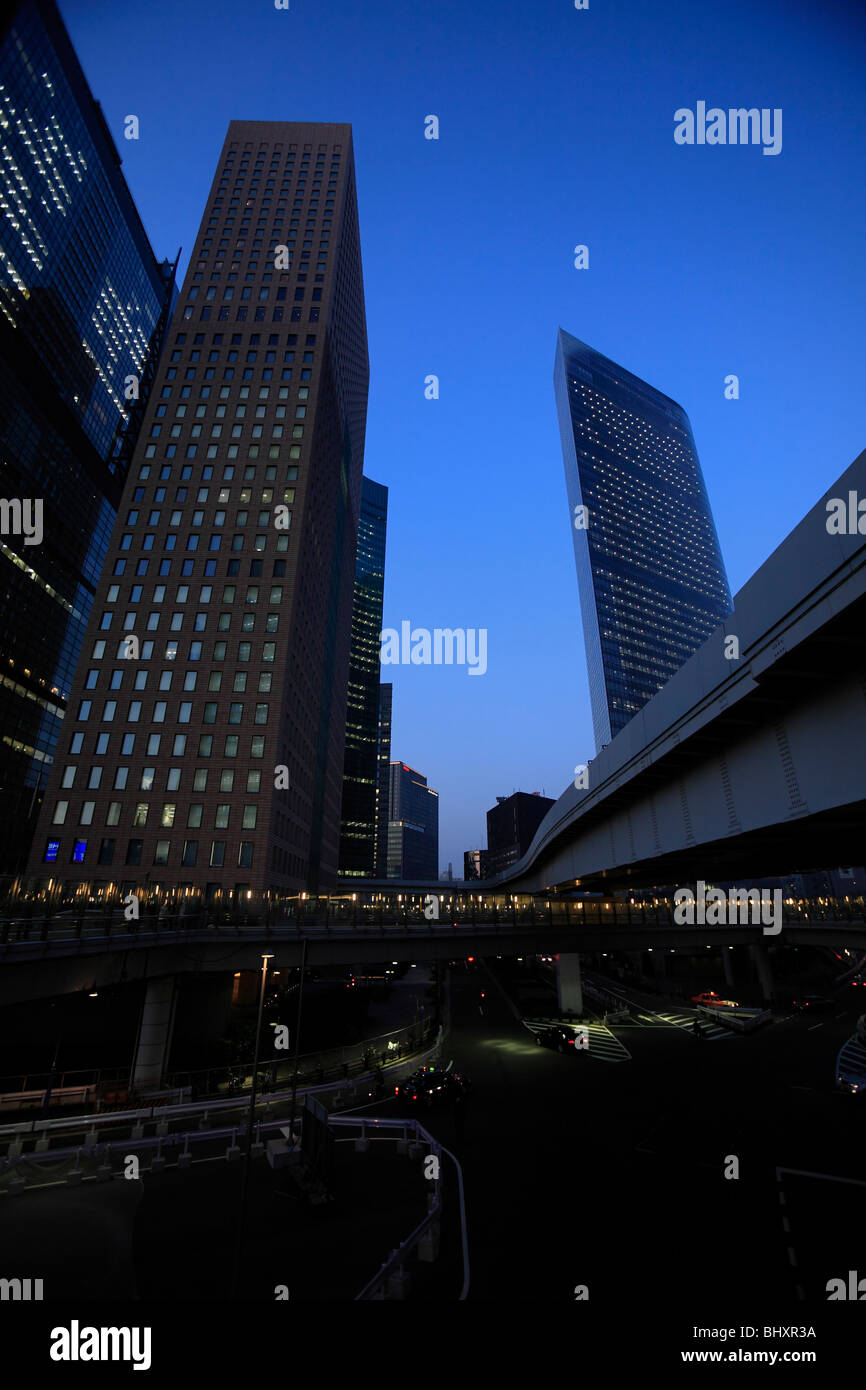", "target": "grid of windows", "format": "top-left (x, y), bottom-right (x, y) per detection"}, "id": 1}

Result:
top-left (339, 478), bottom-right (388, 876)
top-left (0, 1), bottom-right (172, 876)
top-left (554, 330), bottom-right (732, 751)
top-left (27, 122), bottom-right (368, 896)
top-left (0, 8), bottom-right (168, 456)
